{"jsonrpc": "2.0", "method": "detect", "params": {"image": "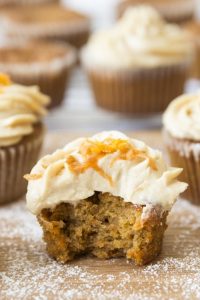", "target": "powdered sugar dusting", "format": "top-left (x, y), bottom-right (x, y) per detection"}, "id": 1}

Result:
top-left (1, 198), bottom-right (200, 300)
